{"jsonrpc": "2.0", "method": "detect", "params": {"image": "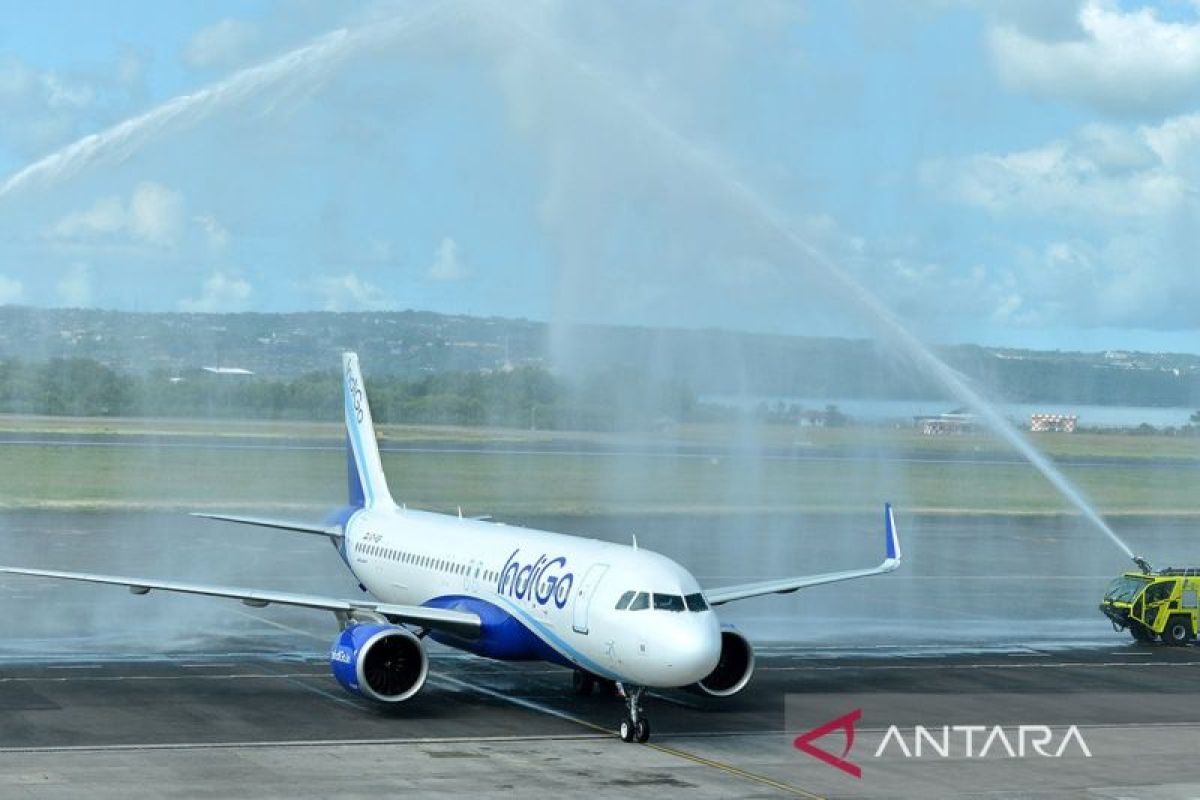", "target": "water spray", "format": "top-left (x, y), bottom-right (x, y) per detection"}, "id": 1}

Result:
top-left (0, 2), bottom-right (1143, 565)
top-left (0, 3), bottom-right (459, 204)
top-left (485, 9), bottom-right (1141, 563)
